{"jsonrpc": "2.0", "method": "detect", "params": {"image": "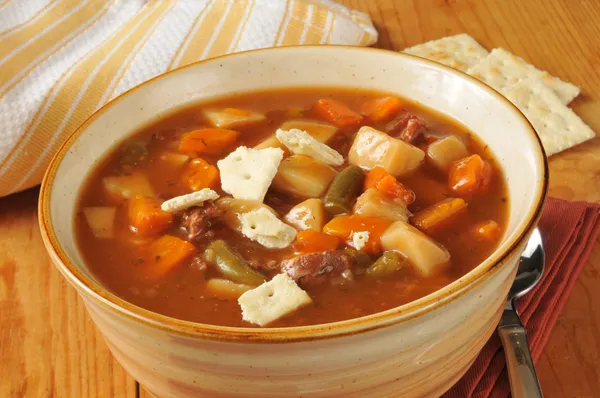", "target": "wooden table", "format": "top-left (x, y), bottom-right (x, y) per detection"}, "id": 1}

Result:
top-left (1, 0), bottom-right (599, 396)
